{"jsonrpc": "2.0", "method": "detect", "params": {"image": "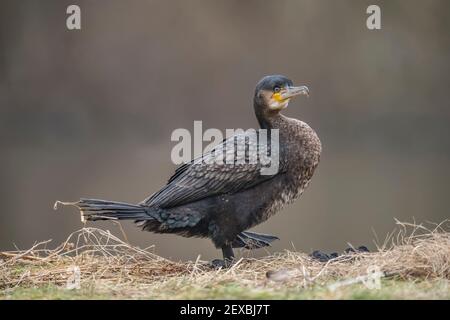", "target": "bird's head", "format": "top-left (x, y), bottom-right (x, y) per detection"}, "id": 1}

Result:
top-left (254, 75), bottom-right (309, 113)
